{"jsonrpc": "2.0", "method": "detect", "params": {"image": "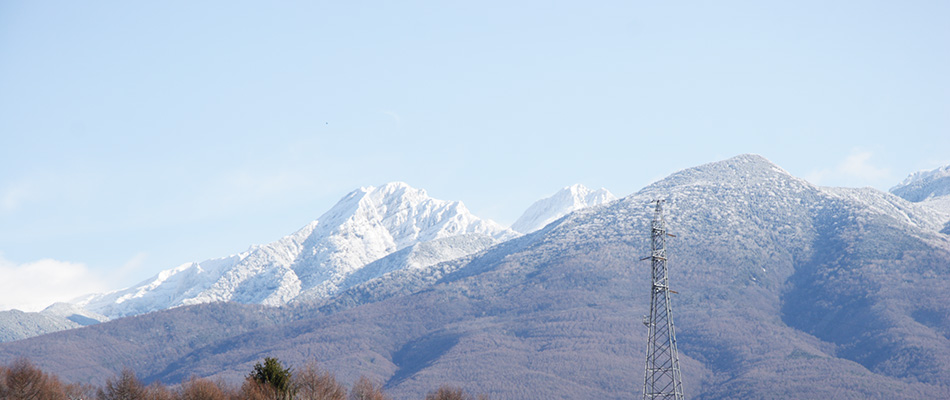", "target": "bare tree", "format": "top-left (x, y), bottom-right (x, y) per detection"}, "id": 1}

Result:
top-left (145, 382), bottom-right (175, 400)
top-left (98, 368), bottom-right (147, 400)
top-left (64, 382), bottom-right (98, 400)
top-left (424, 385), bottom-right (476, 400)
top-left (239, 378), bottom-right (277, 400)
top-left (178, 377), bottom-right (229, 400)
top-left (348, 376), bottom-right (389, 400)
top-left (0, 358), bottom-right (65, 400)
top-left (294, 363), bottom-right (346, 400)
